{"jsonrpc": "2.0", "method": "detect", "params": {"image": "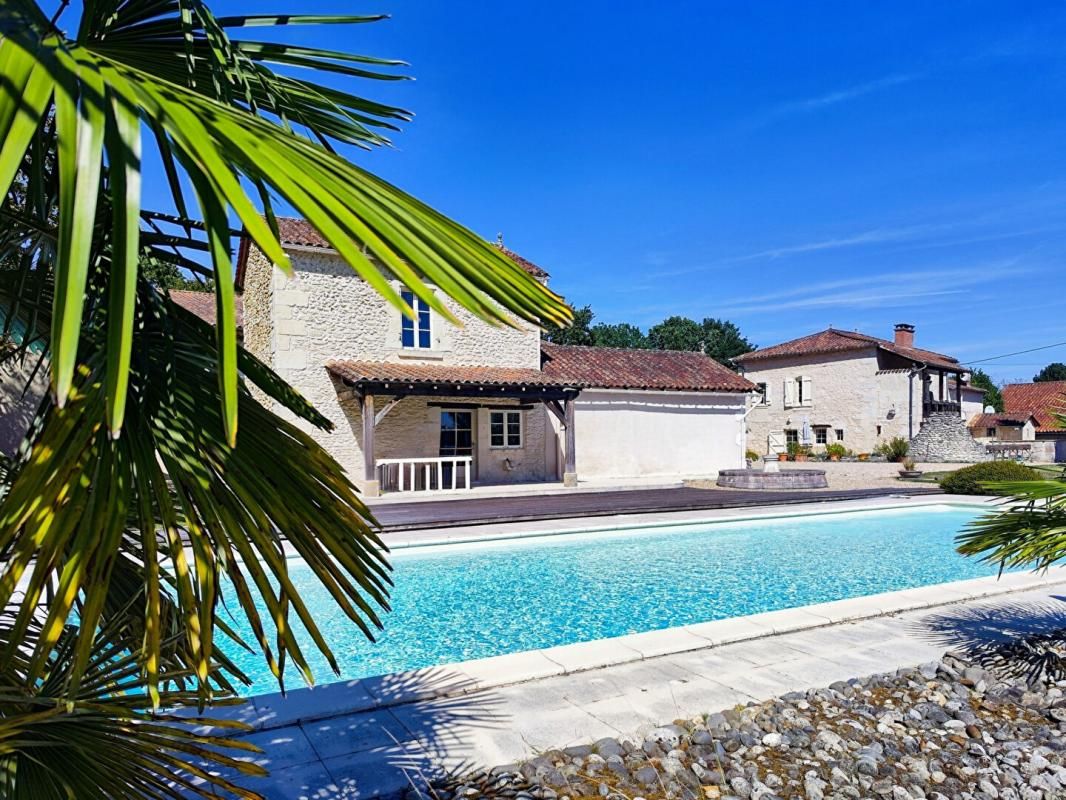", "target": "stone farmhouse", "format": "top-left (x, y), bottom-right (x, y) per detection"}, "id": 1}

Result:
top-left (734, 325), bottom-right (986, 460)
top-left (175, 218), bottom-right (757, 495)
